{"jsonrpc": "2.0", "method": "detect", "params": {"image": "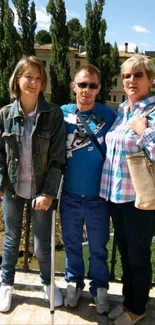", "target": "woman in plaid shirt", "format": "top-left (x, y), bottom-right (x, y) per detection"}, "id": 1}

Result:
top-left (100, 54), bottom-right (155, 325)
